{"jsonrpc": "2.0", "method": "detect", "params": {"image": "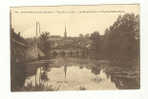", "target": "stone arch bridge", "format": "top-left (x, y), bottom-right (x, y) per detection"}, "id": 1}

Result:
top-left (50, 48), bottom-right (89, 57)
